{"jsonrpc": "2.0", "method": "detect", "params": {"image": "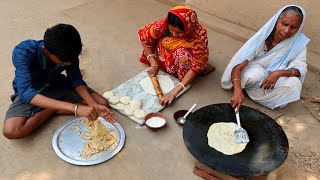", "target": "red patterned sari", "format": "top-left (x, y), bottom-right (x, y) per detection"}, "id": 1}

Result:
top-left (138, 6), bottom-right (209, 81)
